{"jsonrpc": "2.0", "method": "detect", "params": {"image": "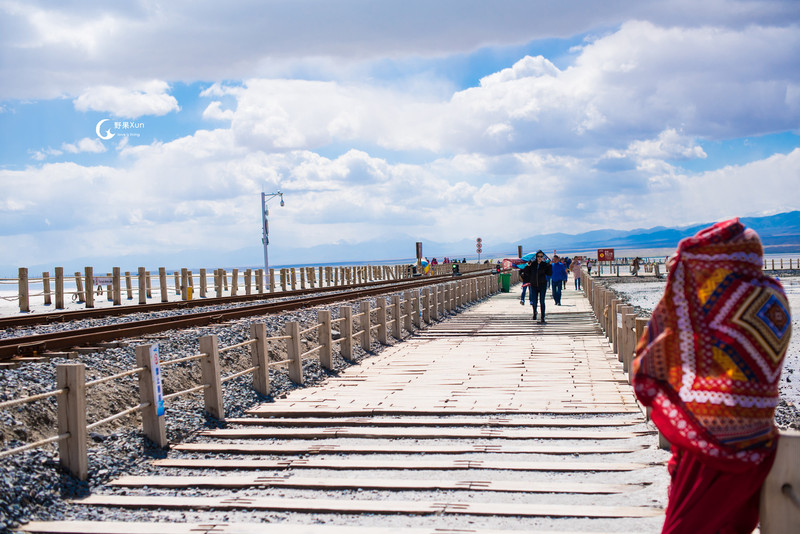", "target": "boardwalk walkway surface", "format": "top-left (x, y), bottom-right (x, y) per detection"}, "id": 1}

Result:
top-left (21, 284), bottom-right (671, 534)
